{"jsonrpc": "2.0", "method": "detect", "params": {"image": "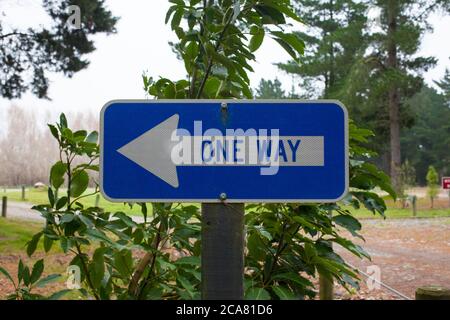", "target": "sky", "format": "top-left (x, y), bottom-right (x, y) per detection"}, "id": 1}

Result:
top-left (0, 0), bottom-right (449, 116)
